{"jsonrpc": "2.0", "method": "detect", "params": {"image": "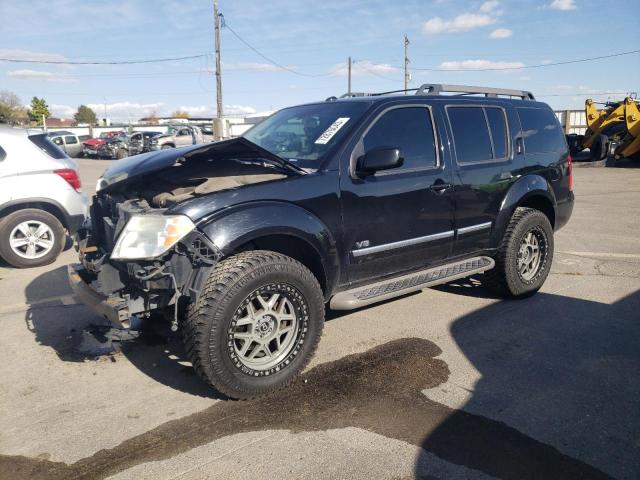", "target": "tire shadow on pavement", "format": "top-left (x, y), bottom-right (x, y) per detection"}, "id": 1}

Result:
top-left (23, 265), bottom-right (221, 399)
